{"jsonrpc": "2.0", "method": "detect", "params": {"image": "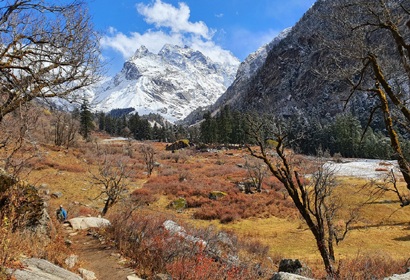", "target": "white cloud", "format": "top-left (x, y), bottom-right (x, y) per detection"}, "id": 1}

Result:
top-left (101, 29), bottom-right (183, 59)
top-left (190, 39), bottom-right (239, 66)
top-left (136, 0), bottom-right (212, 39)
top-left (101, 0), bottom-right (238, 66)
